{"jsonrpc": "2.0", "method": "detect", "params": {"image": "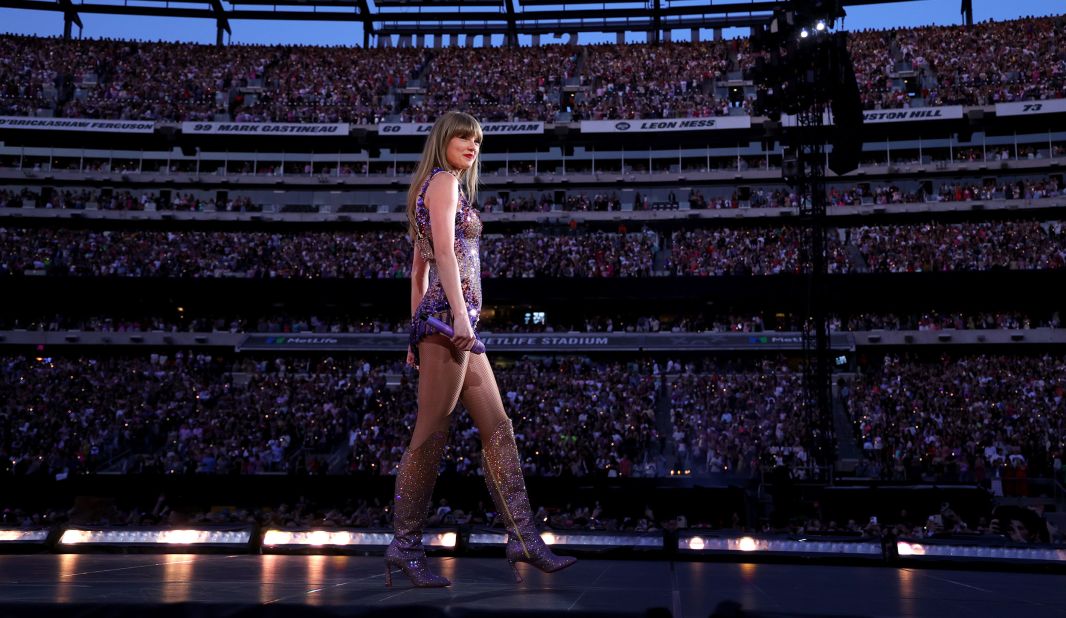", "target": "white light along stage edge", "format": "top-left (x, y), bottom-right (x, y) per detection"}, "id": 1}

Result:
top-left (262, 529), bottom-right (660, 550)
top-left (680, 534), bottom-right (1066, 563)
top-left (0, 529), bottom-right (50, 543)
top-left (58, 527), bottom-right (253, 546)
top-left (682, 535), bottom-right (881, 556)
top-left (261, 529), bottom-right (456, 549)
top-left (895, 540), bottom-right (1066, 562)
top-left (469, 530), bottom-right (662, 548)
